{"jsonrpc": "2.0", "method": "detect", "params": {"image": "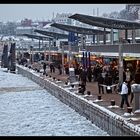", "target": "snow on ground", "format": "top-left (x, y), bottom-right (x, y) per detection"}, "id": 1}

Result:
top-left (0, 68), bottom-right (109, 136)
